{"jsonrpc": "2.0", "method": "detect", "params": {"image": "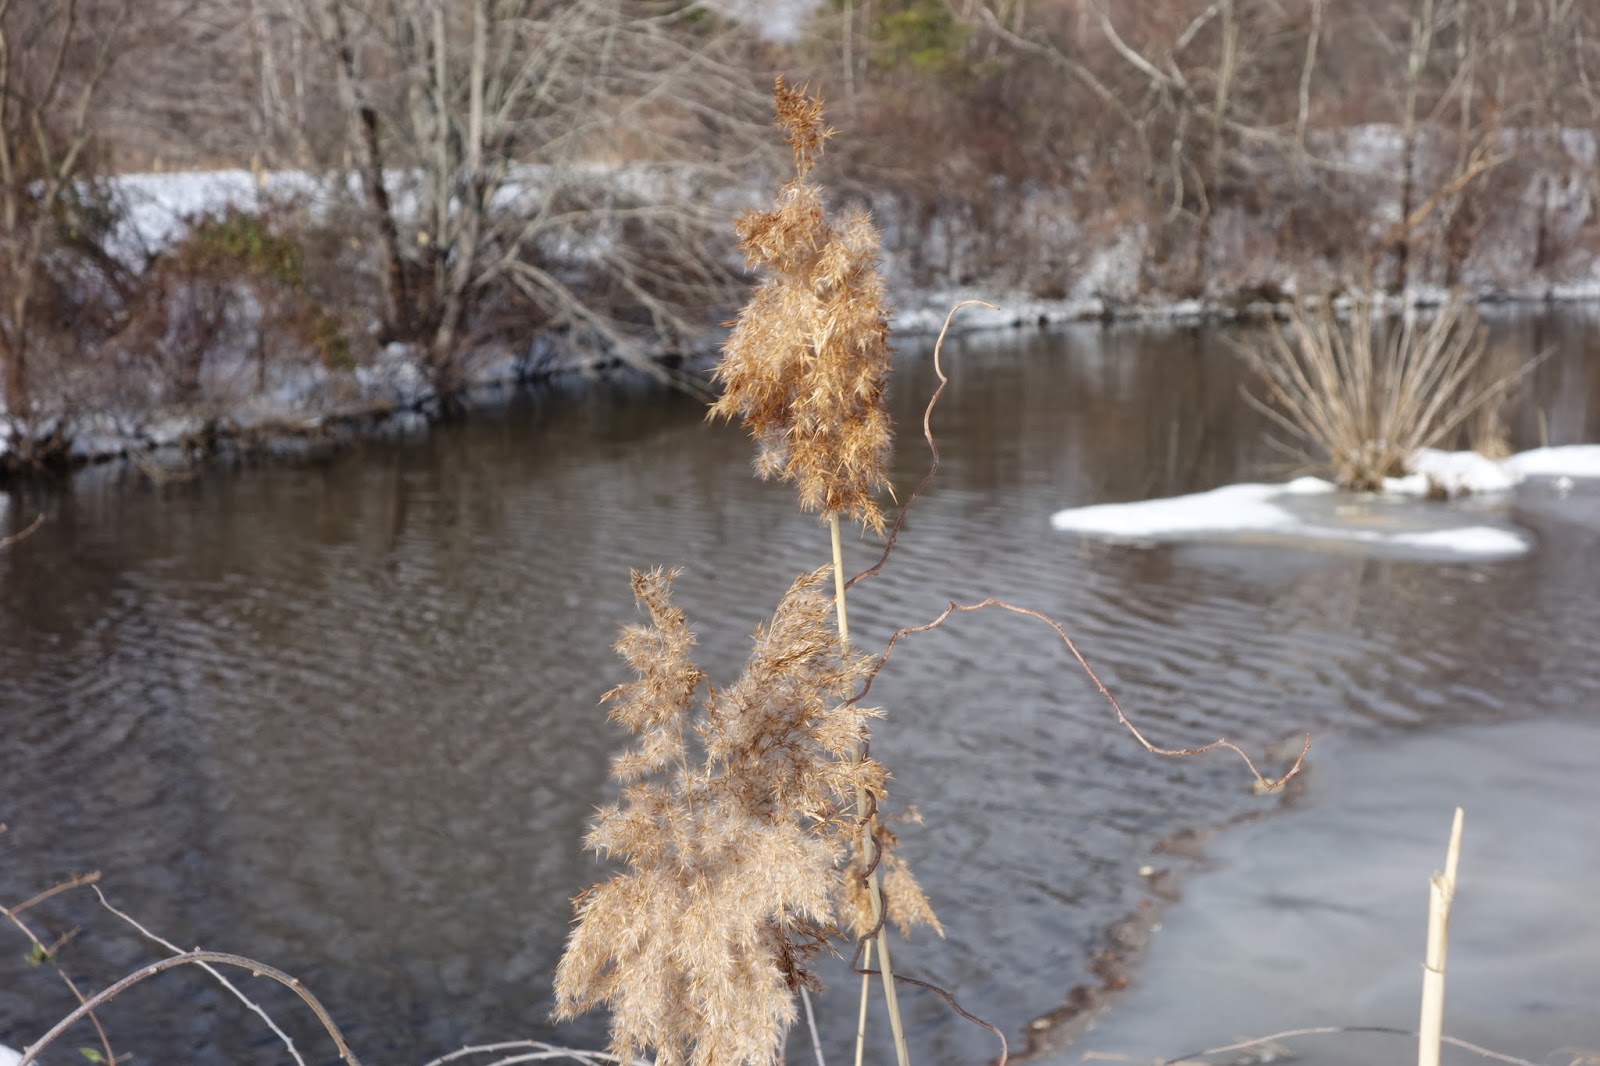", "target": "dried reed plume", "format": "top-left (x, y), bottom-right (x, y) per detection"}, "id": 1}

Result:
top-left (1244, 295), bottom-right (1529, 492)
top-left (554, 568), bottom-right (937, 1066)
top-left (709, 78), bottom-right (894, 535)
